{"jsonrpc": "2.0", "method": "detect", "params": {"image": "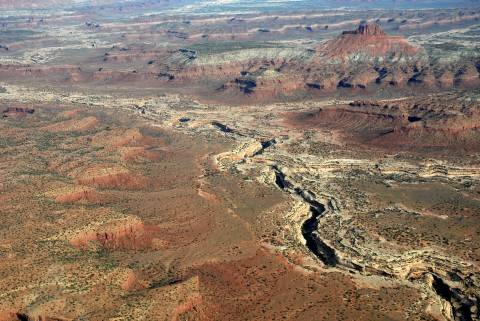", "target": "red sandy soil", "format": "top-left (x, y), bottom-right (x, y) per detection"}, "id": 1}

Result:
top-left (184, 248), bottom-right (431, 321)
top-left (54, 189), bottom-right (104, 204)
top-left (119, 146), bottom-right (163, 162)
top-left (44, 116), bottom-right (99, 132)
top-left (0, 100), bottom-right (444, 321)
top-left (76, 167), bottom-right (148, 190)
top-left (70, 221), bottom-right (161, 250)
